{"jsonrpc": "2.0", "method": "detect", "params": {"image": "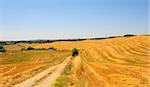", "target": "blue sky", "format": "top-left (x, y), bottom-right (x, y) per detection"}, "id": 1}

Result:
top-left (0, 0), bottom-right (149, 41)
